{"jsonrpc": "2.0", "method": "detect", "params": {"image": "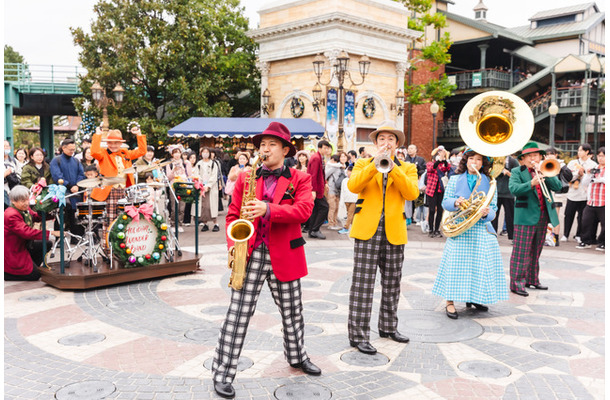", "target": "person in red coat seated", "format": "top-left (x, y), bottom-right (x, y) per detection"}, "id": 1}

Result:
top-left (211, 122), bottom-right (320, 399)
top-left (4, 185), bottom-right (59, 281)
